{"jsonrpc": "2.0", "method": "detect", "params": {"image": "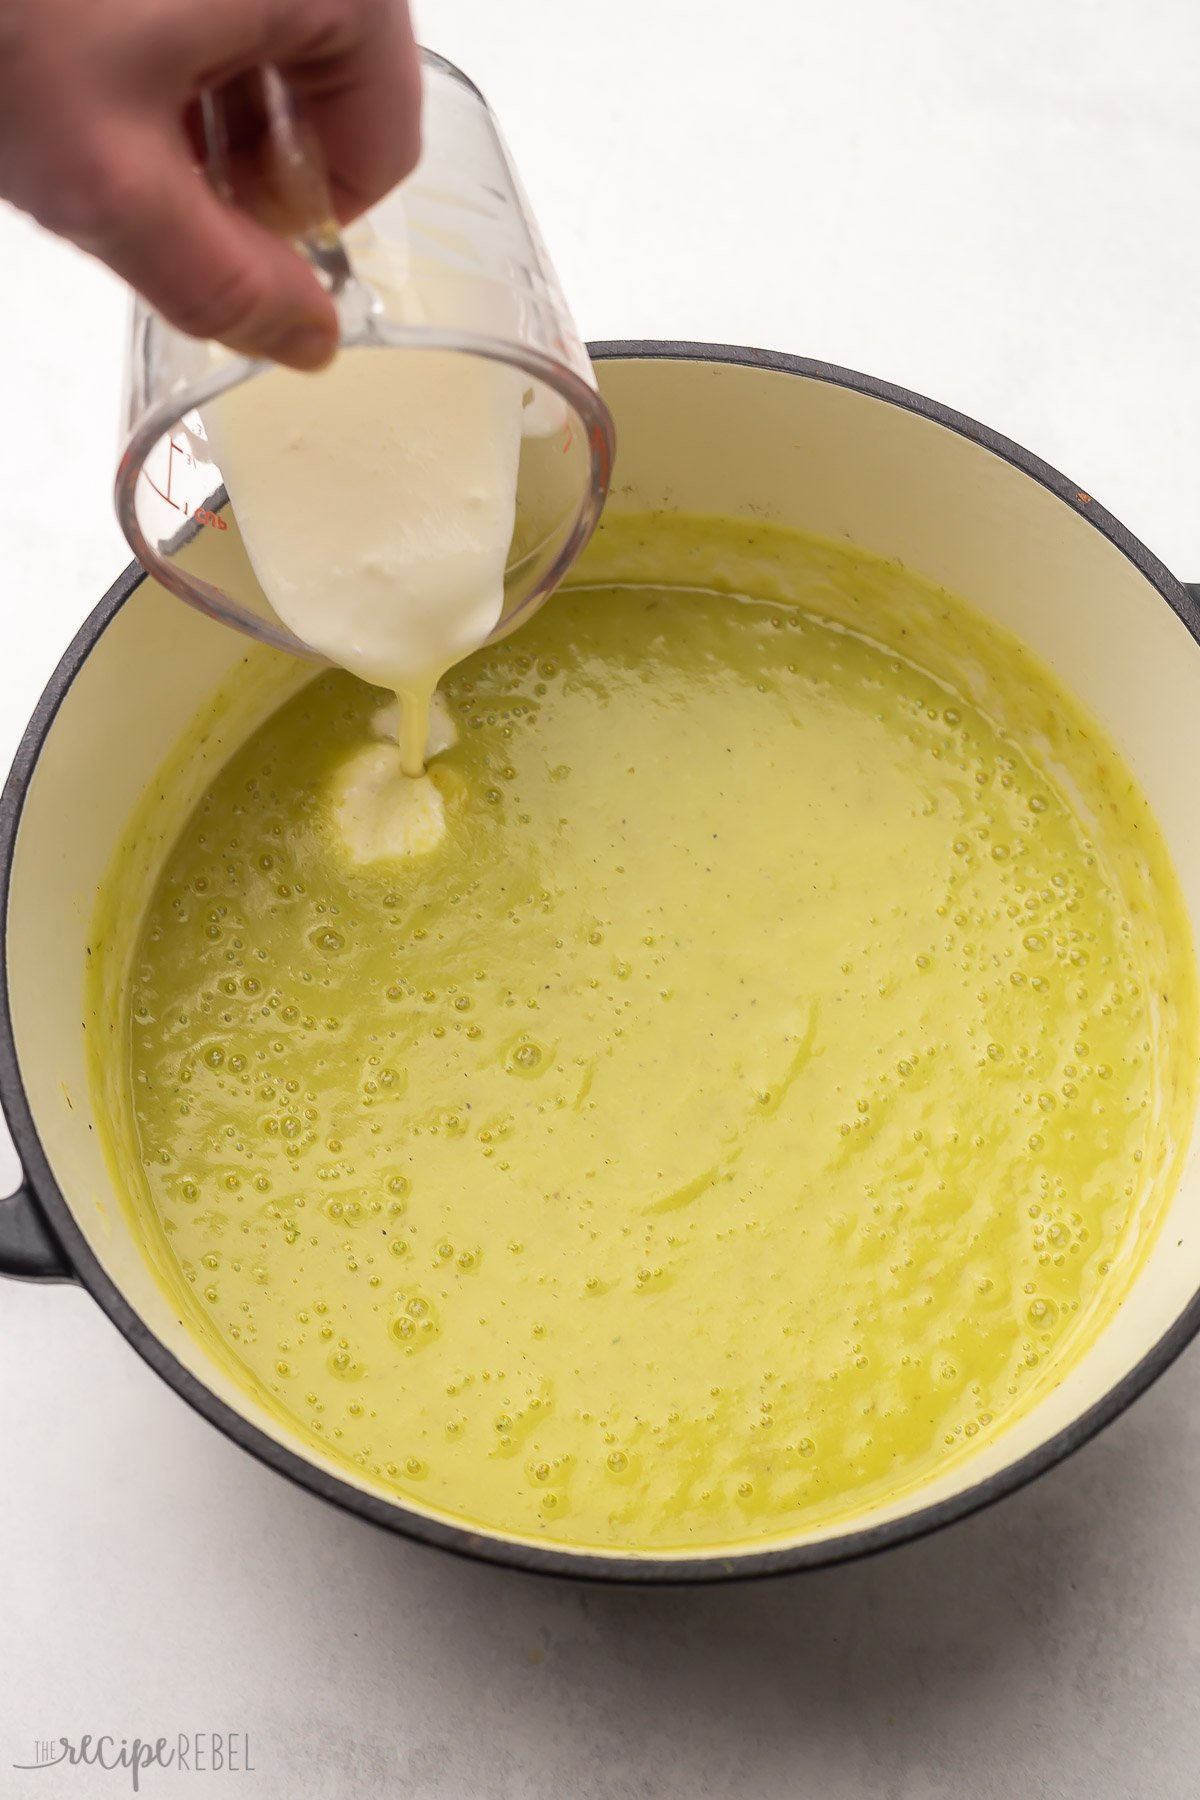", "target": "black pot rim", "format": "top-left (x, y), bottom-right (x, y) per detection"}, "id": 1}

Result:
top-left (4, 339), bottom-right (1200, 1585)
